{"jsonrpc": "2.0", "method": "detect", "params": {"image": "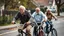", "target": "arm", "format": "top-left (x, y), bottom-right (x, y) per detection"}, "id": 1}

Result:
top-left (26, 12), bottom-right (31, 24)
top-left (27, 12), bottom-right (36, 23)
top-left (51, 12), bottom-right (57, 20)
top-left (41, 12), bottom-right (47, 22)
top-left (27, 12), bottom-right (31, 20)
top-left (12, 12), bottom-right (19, 24)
